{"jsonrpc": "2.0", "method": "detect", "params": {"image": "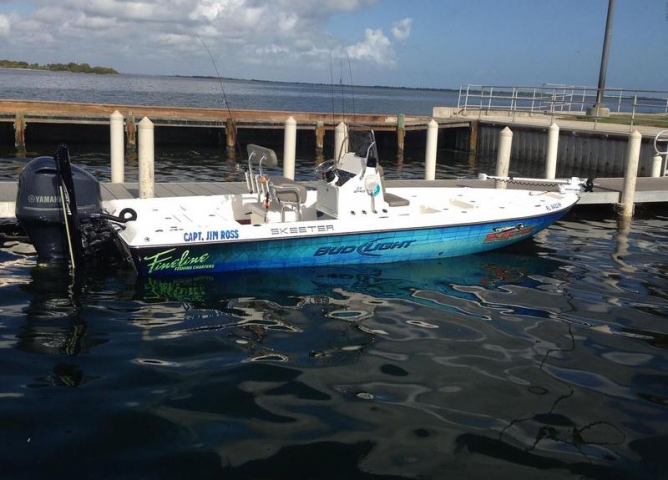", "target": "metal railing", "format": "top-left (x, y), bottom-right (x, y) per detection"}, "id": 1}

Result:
top-left (457, 84), bottom-right (668, 127)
